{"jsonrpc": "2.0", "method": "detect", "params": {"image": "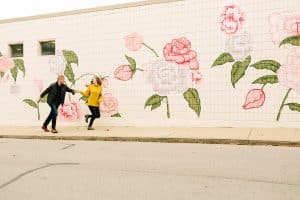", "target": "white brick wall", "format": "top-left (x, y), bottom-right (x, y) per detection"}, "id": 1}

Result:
top-left (0, 0), bottom-right (299, 127)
